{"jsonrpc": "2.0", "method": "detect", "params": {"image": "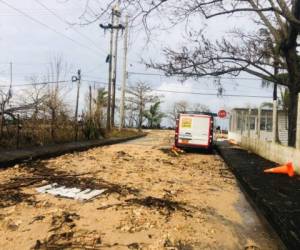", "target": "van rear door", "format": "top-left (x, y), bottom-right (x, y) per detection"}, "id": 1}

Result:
top-left (178, 114), bottom-right (211, 147)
